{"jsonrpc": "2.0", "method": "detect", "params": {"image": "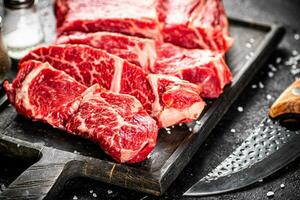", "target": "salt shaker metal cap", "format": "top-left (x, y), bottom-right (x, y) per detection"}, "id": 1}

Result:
top-left (4, 0), bottom-right (35, 9)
